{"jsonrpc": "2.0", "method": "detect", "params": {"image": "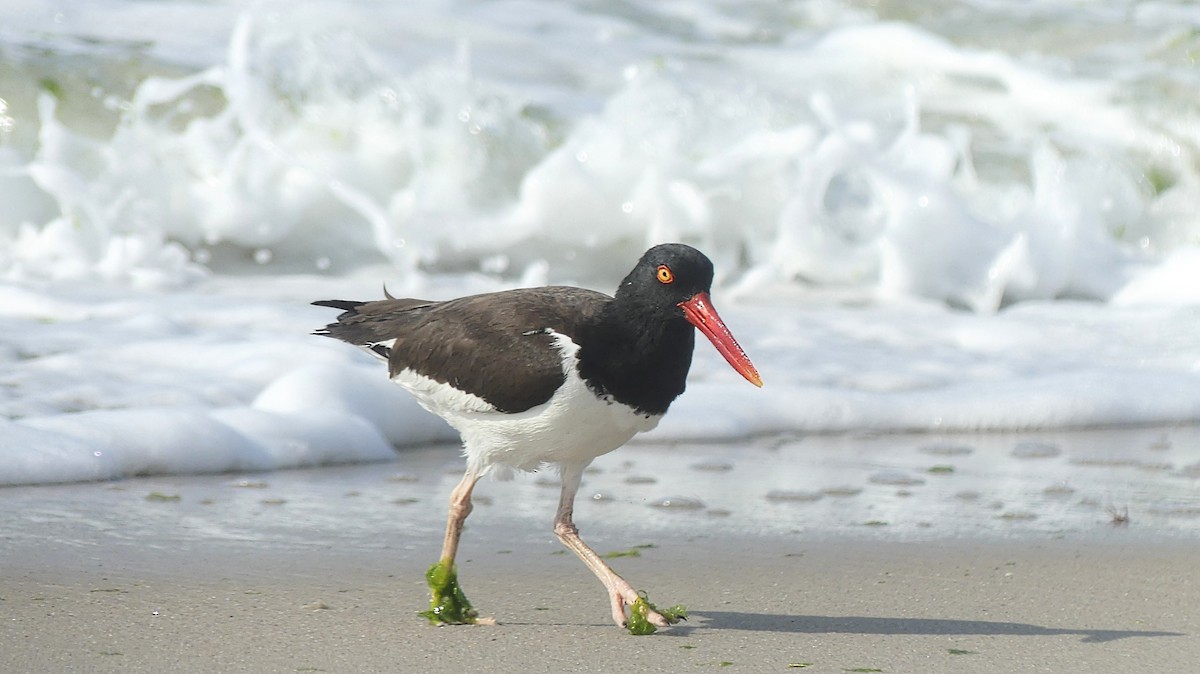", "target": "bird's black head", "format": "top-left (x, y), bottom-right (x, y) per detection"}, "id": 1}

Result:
top-left (615, 243), bottom-right (715, 315)
top-left (612, 242), bottom-right (762, 388)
